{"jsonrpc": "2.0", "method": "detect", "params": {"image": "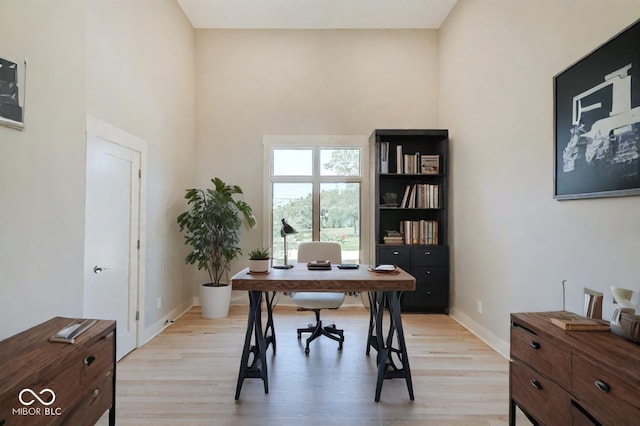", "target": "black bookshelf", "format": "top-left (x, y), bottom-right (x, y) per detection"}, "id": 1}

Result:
top-left (370, 129), bottom-right (449, 313)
